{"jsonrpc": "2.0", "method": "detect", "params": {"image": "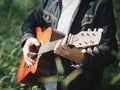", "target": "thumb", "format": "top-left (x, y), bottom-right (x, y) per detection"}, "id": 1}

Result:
top-left (32, 38), bottom-right (40, 46)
